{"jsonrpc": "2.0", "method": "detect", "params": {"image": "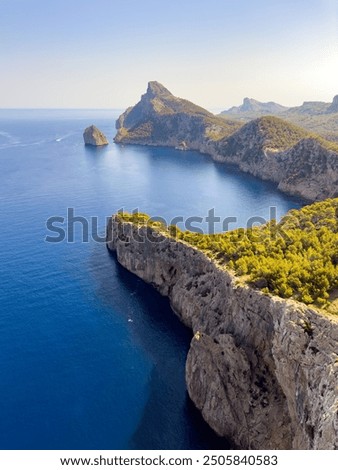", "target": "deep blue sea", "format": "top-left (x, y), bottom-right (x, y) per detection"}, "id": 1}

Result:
top-left (0, 109), bottom-right (303, 450)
